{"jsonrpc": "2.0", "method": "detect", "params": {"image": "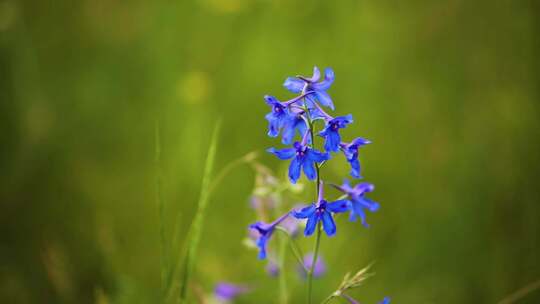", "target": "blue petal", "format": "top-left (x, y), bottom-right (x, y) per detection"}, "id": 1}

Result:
top-left (302, 159), bottom-right (316, 180)
top-left (288, 157), bottom-right (302, 184)
top-left (380, 297), bottom-right (391, 304)
top-left (304, 213), bottom-right (319, 236)
top-left (257, 234), bottom-right (270, 259)
top-left (351, 202), bottom-right (368, 227)
top-left (303, 94), bottom-right (316, 108)
top-left (326, 199), bottom-right (350, 213)
top-left (349, 209), bottom-right (357, 222)
top-left (314, 91), bottom-right (334, 110)
top-left (312, 67), bottom-right (335, 91)
top-left (319, 125), bottom-right (329, 137)
top-left (341, 145), bottom-right (356, 161)
top-left (296, 118), bottom-right (307, 138)
top-left (281, 122), bottom-right (296, 145)
top-left (267, 147), bottom-right (295, 160)
top-left (264, 95), bottom-right (280, 106)
top-left (349, 158), bottom-right (361, 178)
top-left (333, 114), bottom-right (353, 125)
top-left (250, 223), bottom-right (272, 259)
top-left (320, 211), bottom-right (336, 236)
top-left (307, 66), bottom-right (321, 82)
top-left (281, 116), bottom-right (306, 145)
top-left (350, 137), bottom-right (371, 147)
top-left (324, 129), bottom-right (341, 152)
top-left (293, 204), bottom-right (316, 219)
top-left (283, 77), bottom-right (304, 93)
top-left (306, 149), bottom-right (330, 163)
top-left (358, 197), bottom-right (380, 212)
top-left (352, 182), bottom-right (375, 196)
top-left (265, 113), bottom-right (280, 137)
